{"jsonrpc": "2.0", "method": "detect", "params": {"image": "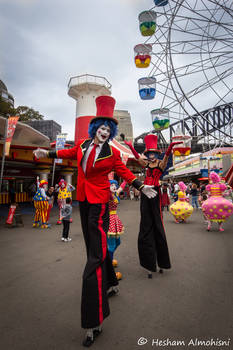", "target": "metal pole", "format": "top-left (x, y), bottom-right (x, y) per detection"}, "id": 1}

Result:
top-left (0, 117), bottom-right (8, 192)
top-left (51, 159), bottom-right (56, 186)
